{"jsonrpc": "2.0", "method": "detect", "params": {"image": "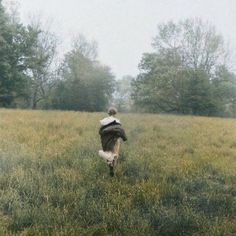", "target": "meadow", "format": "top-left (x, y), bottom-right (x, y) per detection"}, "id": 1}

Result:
top-left (0, 109), bottom-right (235, 235)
